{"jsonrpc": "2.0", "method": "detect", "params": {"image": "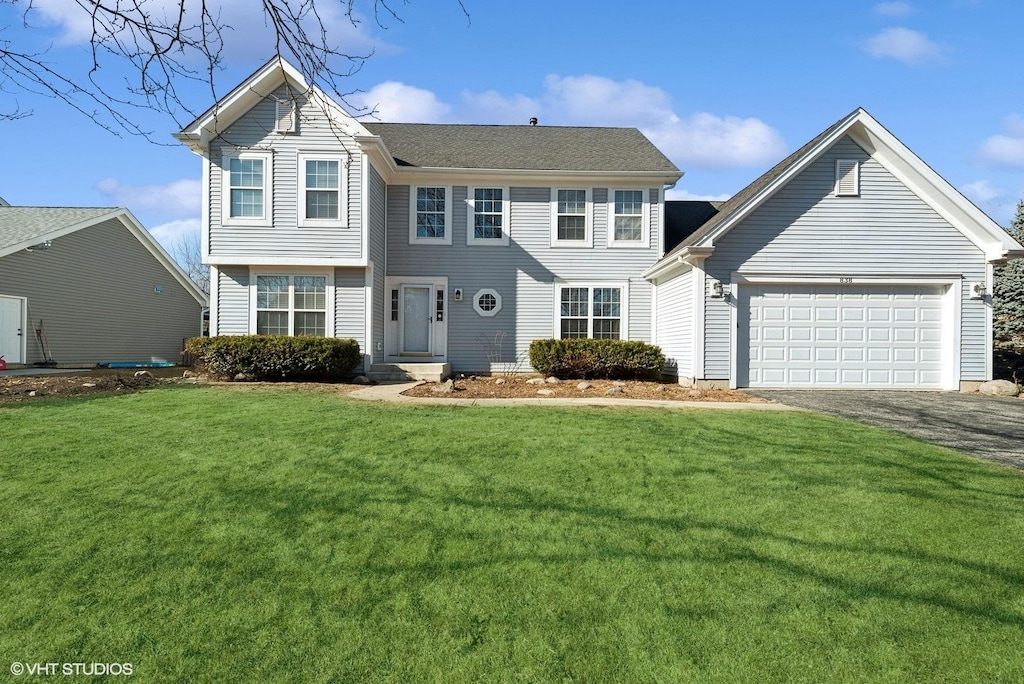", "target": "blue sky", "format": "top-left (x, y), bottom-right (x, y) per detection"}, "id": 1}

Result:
top-left (2, 0), bottom-right (1022, 256)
